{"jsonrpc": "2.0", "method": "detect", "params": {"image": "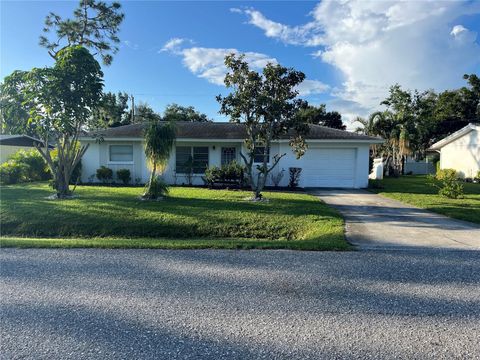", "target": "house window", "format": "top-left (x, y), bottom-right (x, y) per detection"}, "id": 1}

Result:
top-left (253, 146), bottom-right (270, 163)
top-left (176, 146), bottom-right (209, 174)
top-left (221, 147), bottom-right (236, 165)
top-left (109, 145), bottom-right (133, 162)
